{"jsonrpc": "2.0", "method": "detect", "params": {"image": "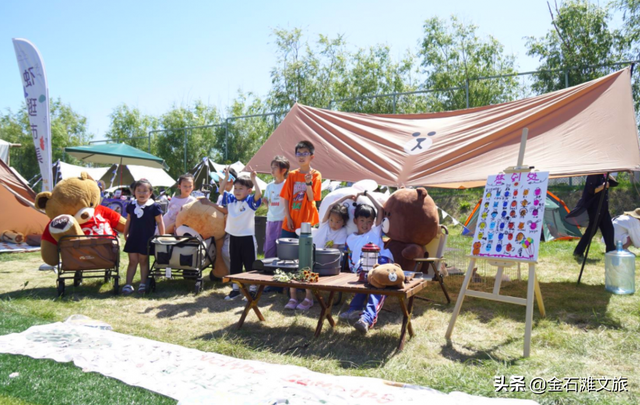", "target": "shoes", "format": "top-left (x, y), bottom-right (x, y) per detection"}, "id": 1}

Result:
top-left (138, 283), bottom-right (146, 294)
top-left (122, 284), bottom-right (134, 295)
top-left (573, 252), bottom-right (585, 262)
top-left (284, 299), bottom-right (298, 310)
top-left (225, 290), bottom-right (242, 300)
top-left (354, 318), bottom-right (370, 335)
top-left (338, 309), bottom-right (361, 321)
top-left (296, 298), bottom-right (314, 311)
top-left (242, 290), bottom-right (258, 301)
